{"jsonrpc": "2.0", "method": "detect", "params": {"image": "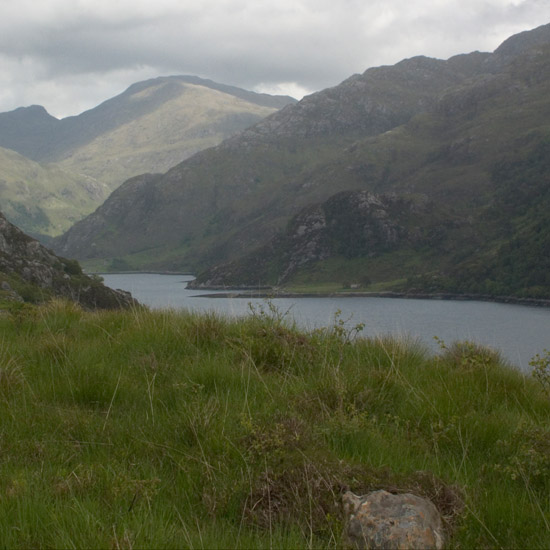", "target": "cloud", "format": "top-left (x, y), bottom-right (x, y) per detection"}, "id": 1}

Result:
top-left (0, 0), bottom-right (548, 117)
